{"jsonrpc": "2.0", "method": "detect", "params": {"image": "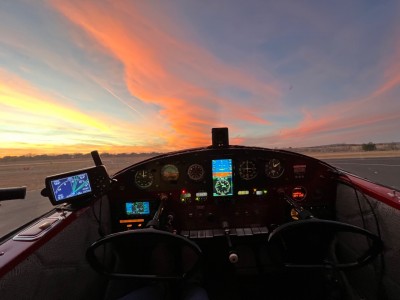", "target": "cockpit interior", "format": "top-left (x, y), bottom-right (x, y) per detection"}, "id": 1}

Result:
top-left (1, 128), bottom-right (399, 300)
